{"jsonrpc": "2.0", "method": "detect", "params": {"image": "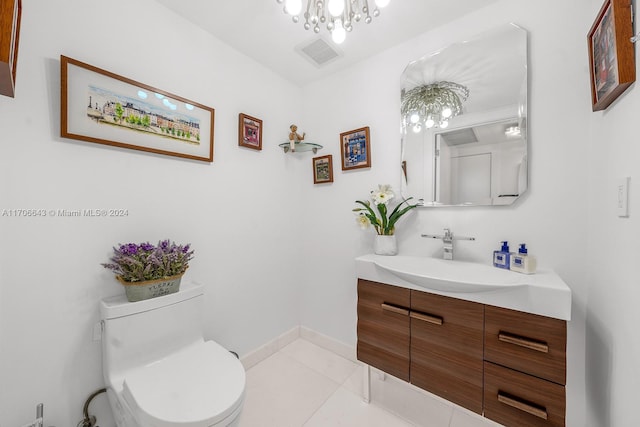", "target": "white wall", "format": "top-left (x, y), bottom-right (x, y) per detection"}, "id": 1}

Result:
top-left (0, 1), bottom-right (304, 426)
top-left (585, 0), bottom-right (640, 425)
top-left (3, 0), bottom-right (637, 426)
top-left (299, 1), bottom-right (592, 426)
